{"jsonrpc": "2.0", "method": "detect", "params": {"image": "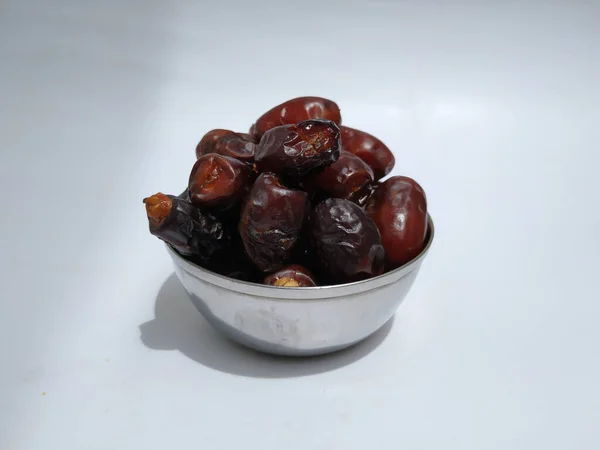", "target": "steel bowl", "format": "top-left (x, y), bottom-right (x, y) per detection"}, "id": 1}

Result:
top-left (166, 215), bottom-right (434, 356)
